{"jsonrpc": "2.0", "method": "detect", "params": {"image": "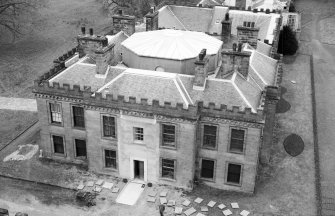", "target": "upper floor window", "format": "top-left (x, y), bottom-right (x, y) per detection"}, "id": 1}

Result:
top-left (229, 128), bottom-right (245, 153)
top-left (203, 125), bottom-right (217, 148)
top-left (49, 102), bottom-right (62, 124)
top-left (162, 124), bottom-right (176, 148)
top-left (103, 116), bottom-right (116, 138)
top-left (134, 127), bottom-right (144, 141)
top-left (161, 158), bottom-right (175, 179)
top-left (73, 106), bottom-right (85, 128)
top-left (243, 21), bottom-right (255, 28)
